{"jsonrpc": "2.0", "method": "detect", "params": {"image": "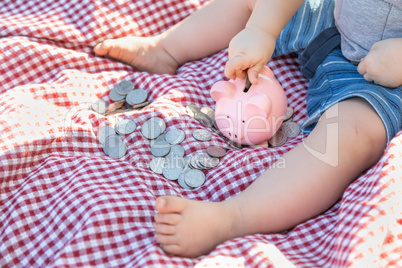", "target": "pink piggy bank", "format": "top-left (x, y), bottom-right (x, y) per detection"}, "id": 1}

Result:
top-left (210, 66), bottom-right (287, 145)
